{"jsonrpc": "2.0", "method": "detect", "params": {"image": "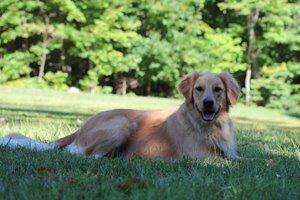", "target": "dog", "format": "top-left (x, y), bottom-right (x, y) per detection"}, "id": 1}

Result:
top-left (0, 72), bottom-right (240, 160)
